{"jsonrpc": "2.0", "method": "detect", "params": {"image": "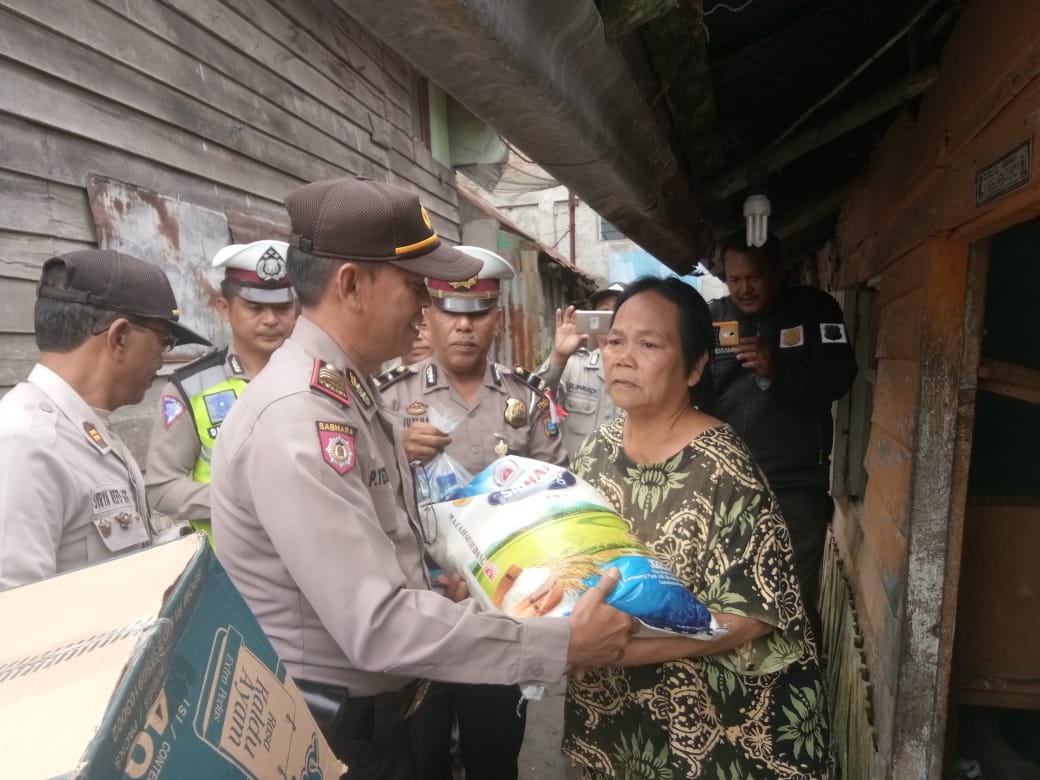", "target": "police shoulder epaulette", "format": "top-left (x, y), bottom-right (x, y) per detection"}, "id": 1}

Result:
top-left (171, 345), bottom-right (227, 383)
top-left (310, 359), bottom-right (350, 407)
top-left (511, 365), bottom-right (548, 394)
top-left (372, 363), bottom-right (411, 390)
